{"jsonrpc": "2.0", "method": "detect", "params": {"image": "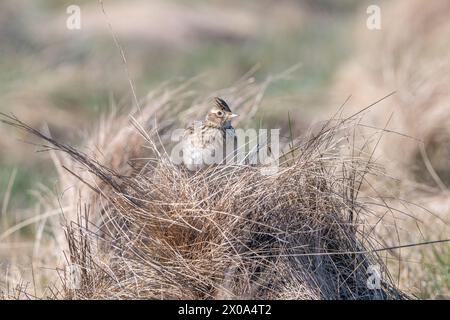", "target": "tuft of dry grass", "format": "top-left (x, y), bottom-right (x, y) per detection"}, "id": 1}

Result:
top-left (0, 81), bottom-right (414, 299)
